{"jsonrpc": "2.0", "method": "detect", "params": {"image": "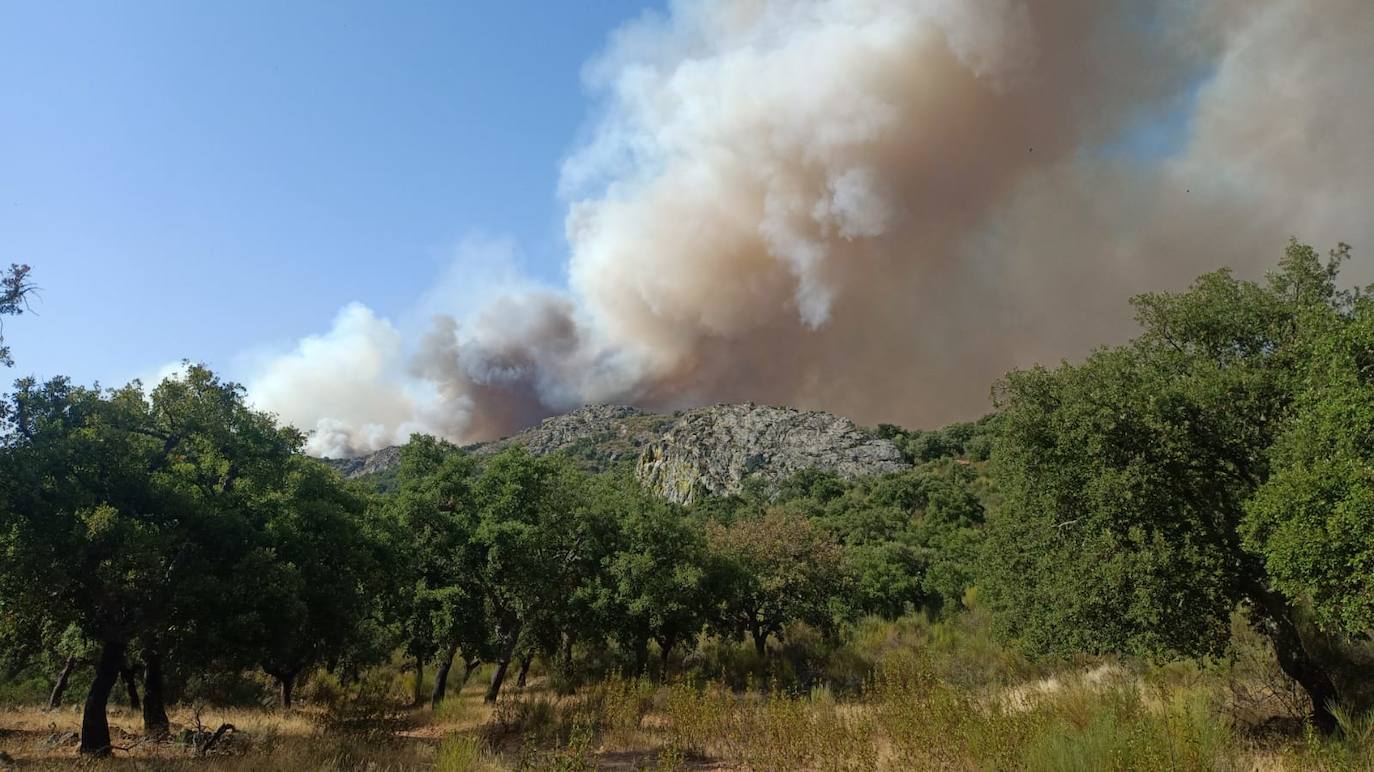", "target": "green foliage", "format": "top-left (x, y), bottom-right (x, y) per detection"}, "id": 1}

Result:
top-left (382, 434), bottom-right (485, 672)
top-left (874, 412), bottom-right (1001, 463)
top-left (981, 240), bottom-right (1364, 729)
top-left (0, 263), bottom-right (35, 368)
top-left (1245, 294), bottom-right (1374, 637)
top-left (707, 509), bottom-right (850, 653)
top-left (0, 364), bottom-right (390, 747)
top-left (604, 486), bottom-right (713, 672)
top-left (253, 457), bottom-right (388, 684)
top-left (9, 238), bottom-right (1374, 763)
top-left (0, 366), bottom-right (303, 656)
top-left (763, 463), bottom-right (987, 619)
